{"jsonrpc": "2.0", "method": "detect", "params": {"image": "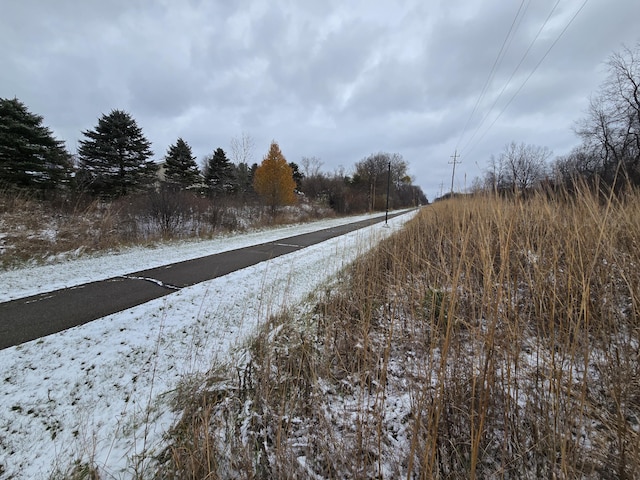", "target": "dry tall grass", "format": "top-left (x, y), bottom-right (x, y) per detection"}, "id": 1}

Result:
top-left (159, 185), bottom-right (640, 479)
top-left (0, 190), bottom-right (332, 270)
